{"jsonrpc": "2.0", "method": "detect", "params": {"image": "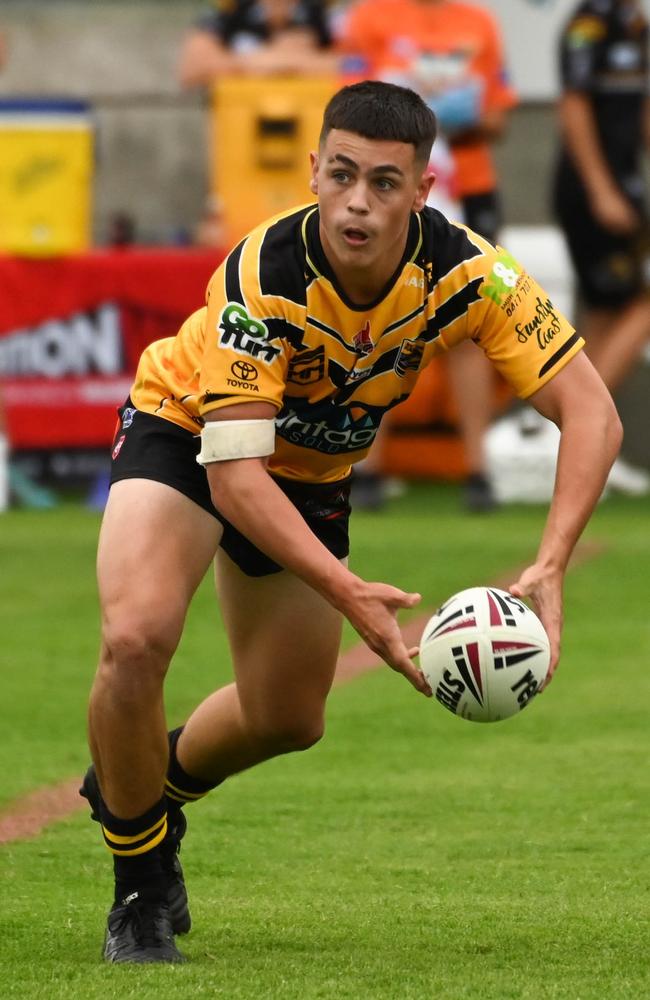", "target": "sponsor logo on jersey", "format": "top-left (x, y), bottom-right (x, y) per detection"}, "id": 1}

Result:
top-left (395, 338), bottom-right (425, 376)
top-left (121, 407), bottom-right (136, 429)
top-left (353, 320), bottom-right (373, 356)
top-left (287, 346), bottom-right (325, 385)
top-left (226, 359), bottom-right (260, 392)
top-left (112, 434), bottom-right (126, 460)
top-left (231, 360), bottom-right (258, 381)
top-left (480, 250), bottom-right (522, 307)
top-left (218, 302), bottom-right (281, 363)
top-left (514, 296), bottom-right (562, 350)
top-left (275, 407), bottom-right (379, 455)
